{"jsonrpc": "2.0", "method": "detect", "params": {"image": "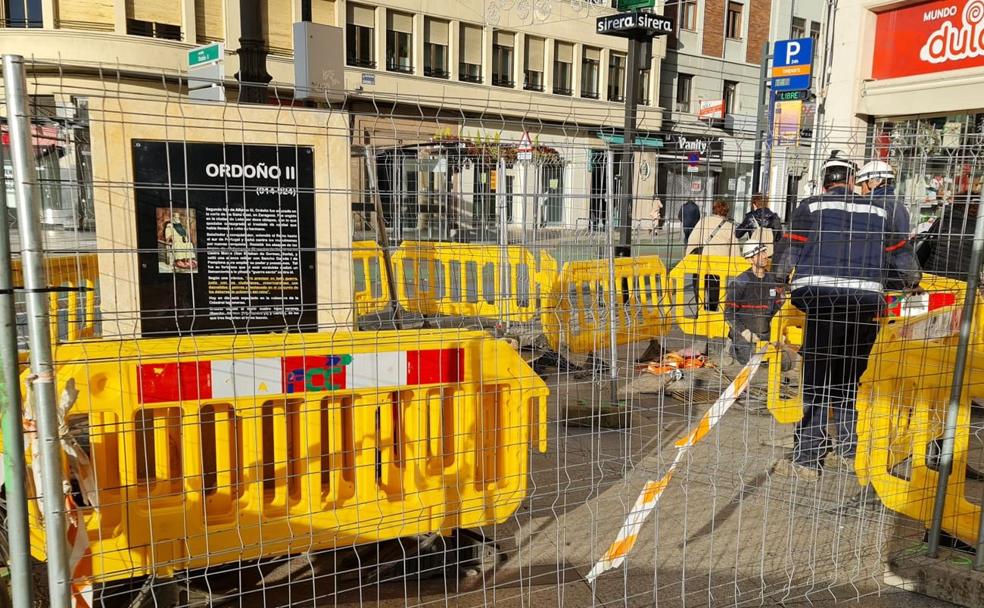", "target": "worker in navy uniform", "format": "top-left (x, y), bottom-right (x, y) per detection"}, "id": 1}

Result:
top-left (771, 152), bottom-right (921, 480)
top-left (724, 237), bottom-right (783, 366)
